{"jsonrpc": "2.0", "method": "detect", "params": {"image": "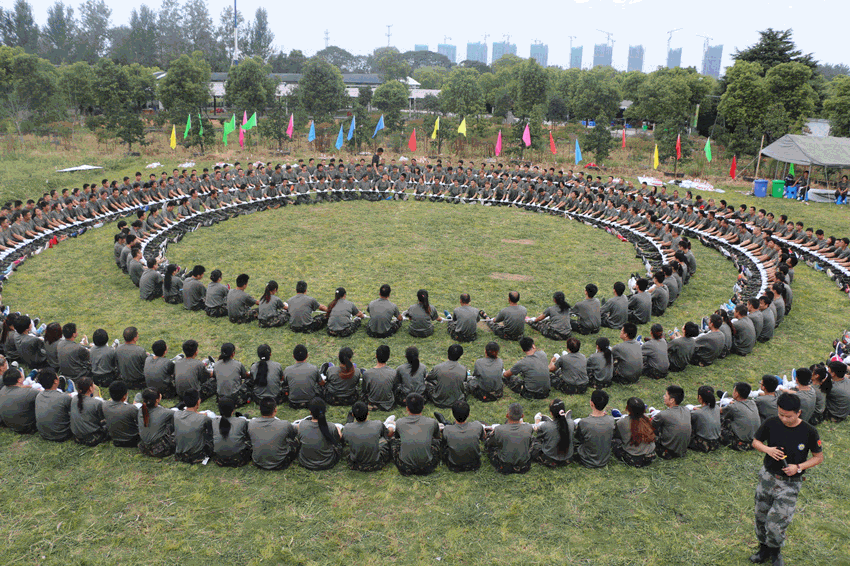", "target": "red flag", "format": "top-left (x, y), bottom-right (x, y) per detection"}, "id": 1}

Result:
top-left (729, 155), bottom-right (737, 179)
top-left (622, 128), bottom-right (626, 148)
top-left (675, 134), bottom-right (682, 160)
top-left (408, 128), bottom-right (416, 152)
top-left (549, 131), bottom-right (557, 155)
